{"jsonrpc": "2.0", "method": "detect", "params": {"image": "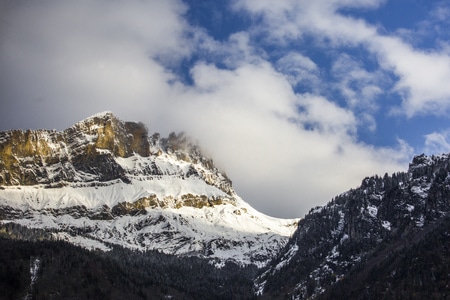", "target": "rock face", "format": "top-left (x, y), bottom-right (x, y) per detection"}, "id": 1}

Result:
top-left (256, 153), bottom-right (450, 299)
top-left (0, 112), bottom-right (229, 191)
top-left (0, 112), bottom-right (297, 267)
